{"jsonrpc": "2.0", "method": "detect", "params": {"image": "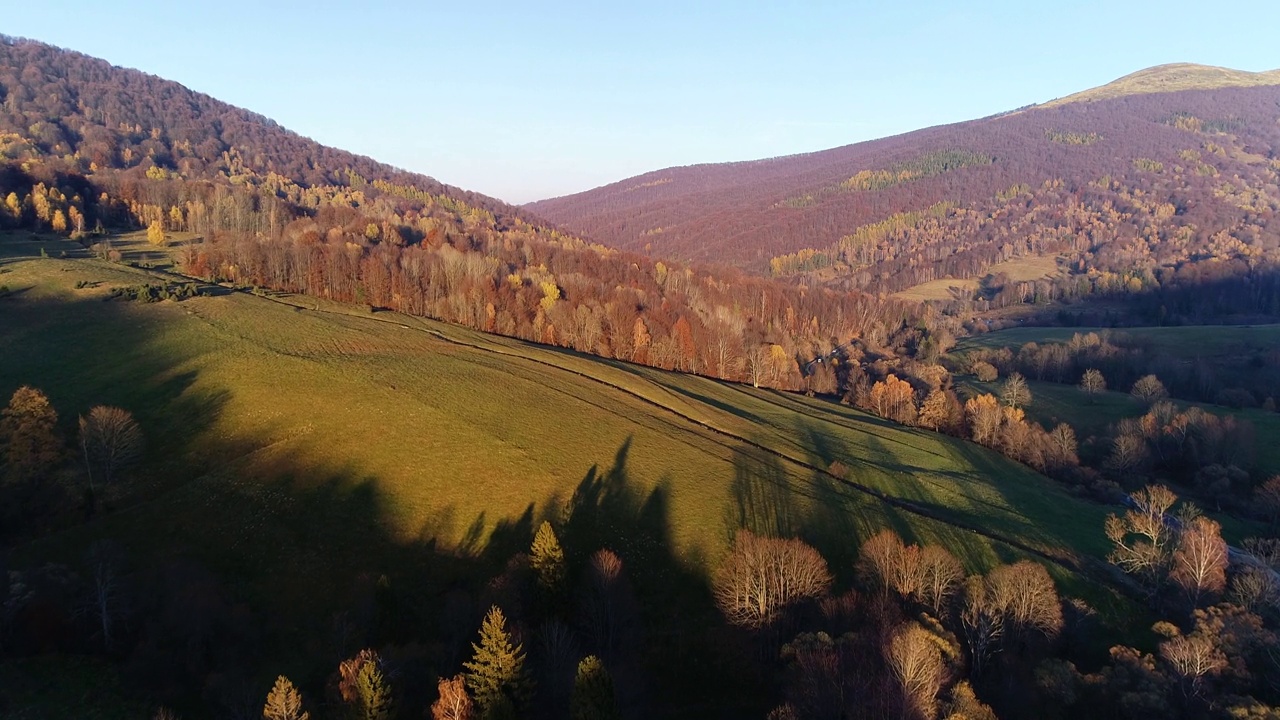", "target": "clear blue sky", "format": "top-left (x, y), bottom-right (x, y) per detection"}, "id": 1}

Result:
top-left (8, 1), bottom-right (1280, 203)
